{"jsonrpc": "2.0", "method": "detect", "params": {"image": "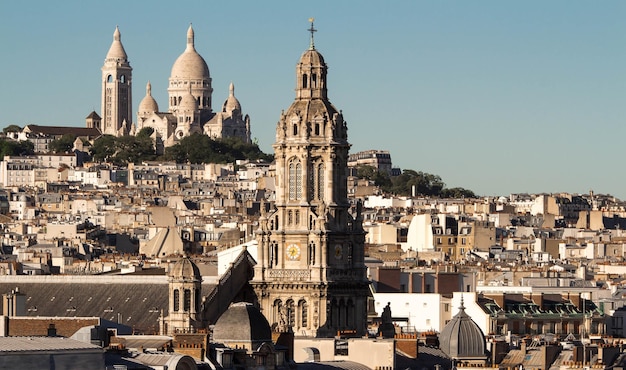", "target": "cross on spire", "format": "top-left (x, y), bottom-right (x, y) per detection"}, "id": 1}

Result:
top-left (308, 18), bottom-right (317, 50)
